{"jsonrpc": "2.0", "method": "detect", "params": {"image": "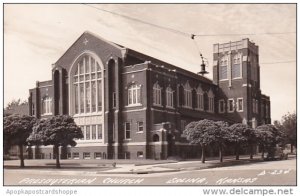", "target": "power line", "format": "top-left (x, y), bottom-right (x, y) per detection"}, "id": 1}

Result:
top-left (194, 32), bottom-right (296, 36)
top-left (84, 4), bottom-right (205, 64)
top-left (260, 60), bottom-right (296, 64)
top-left (191, 36), bottom-right (203, 55)
top-left (84, 4), bottom-right (189, 37)
top-left (84, 4), bottom-right (295, 38)
top-left (84, 4), bottom-right (296, 70)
